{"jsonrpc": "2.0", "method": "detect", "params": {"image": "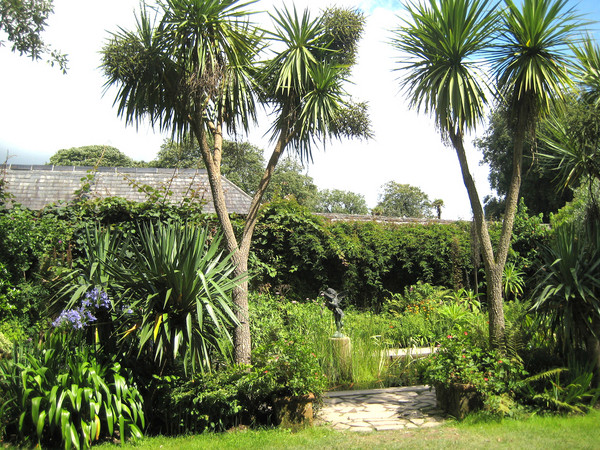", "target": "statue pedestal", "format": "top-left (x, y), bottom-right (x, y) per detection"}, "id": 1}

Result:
top-left (330, 336), bottom-right (352, 382)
